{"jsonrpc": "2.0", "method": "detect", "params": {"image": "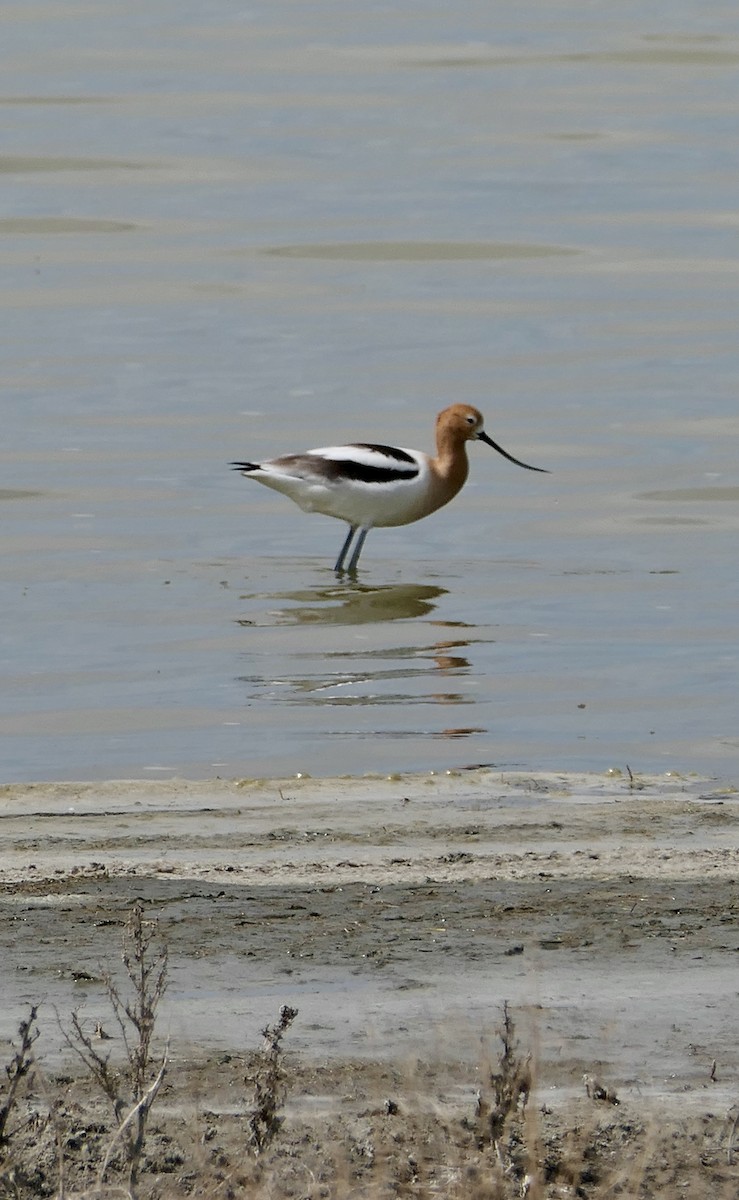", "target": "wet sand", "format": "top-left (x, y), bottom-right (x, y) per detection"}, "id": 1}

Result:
top-left (3, 768), bottom-right (739, 1195)
top-left (2, 768), bottom-right (738, 1103)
